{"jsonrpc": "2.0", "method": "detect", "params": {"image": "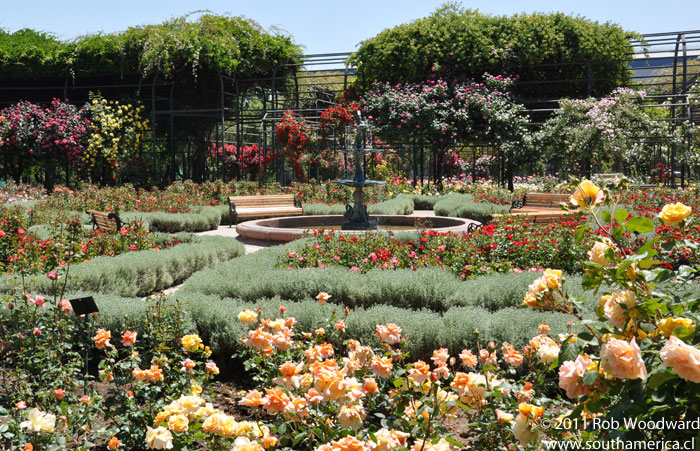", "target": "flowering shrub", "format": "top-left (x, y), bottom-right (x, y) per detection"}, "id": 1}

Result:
top-left (208, 142), bottom-right (274, 180)
top-left (649, 163), bottom-right (672, 184)
top-left (278, 216), bottom-right (593, 278)
top-left (81, 93), bottom-right (149, 181)
top-left (0, 99), bottom-right (91, 185)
